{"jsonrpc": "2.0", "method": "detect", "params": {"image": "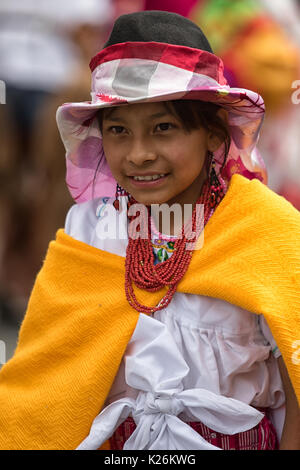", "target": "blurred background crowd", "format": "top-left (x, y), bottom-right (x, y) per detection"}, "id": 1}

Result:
top-left (0, 0), bottom-right (300, 351)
